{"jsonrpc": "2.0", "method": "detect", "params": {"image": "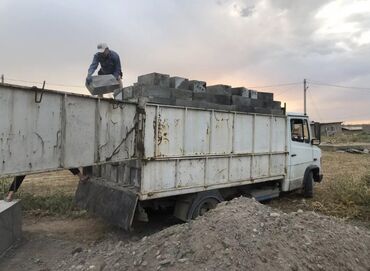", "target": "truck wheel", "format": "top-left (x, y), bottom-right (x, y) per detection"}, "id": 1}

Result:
top-left (188, 190), bottom-right (223, 220)
top-left (174, 190), bottom-right (223, 221)
top-left (303, 171), bottom-right (314, 198)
